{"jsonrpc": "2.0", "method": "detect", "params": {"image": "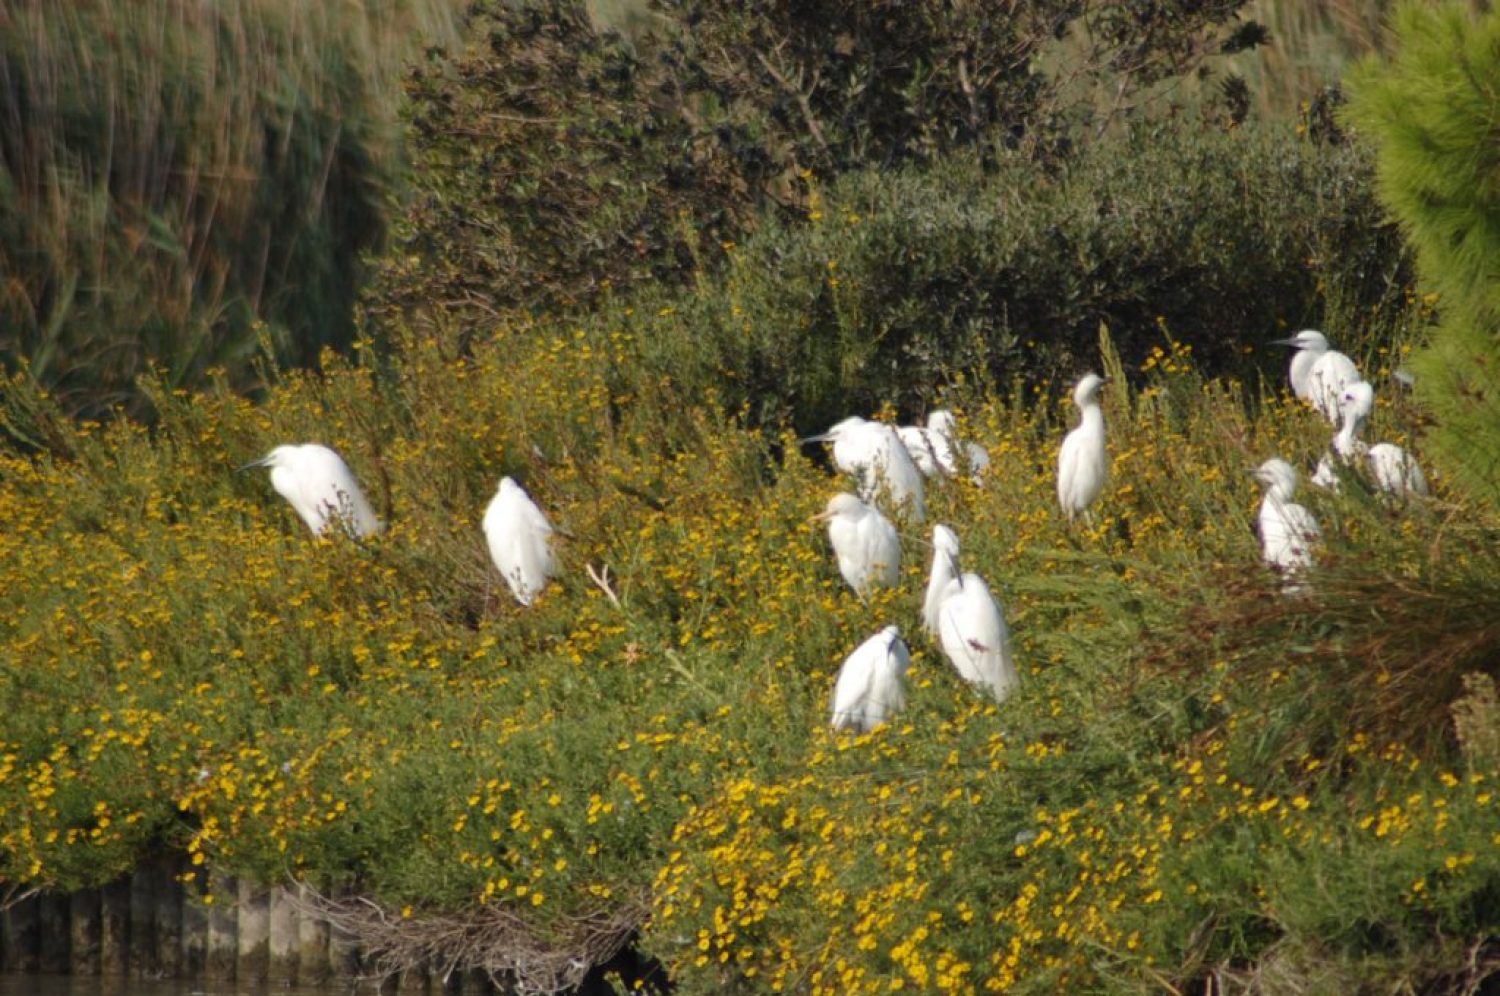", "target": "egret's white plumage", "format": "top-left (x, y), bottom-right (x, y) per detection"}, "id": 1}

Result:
top-left (1273, 330), bottom-right (1359, 424)
top-left (925, 410), bottom-right (991, 483)
top-left (240, 443), bottom-right (381, 538)
top-left (923, 526), bottom-right (1017, 702)
top-left (816, 493), bottom-right (900, 596)
top-left (922, 524), bottom-right (961, 636)
top-left (802, 417), bottom-right (925, 521)
top-left (896, 425), bottom-right (941, 478)
top-left (1315, 381), bottom-right (1428, 499)
top-left (483, 476), bottom-right (558, 606)
top-left (1057, 373), bottom-right (1110, 521)
top-left (1254, 458), bottom-right (1320, 575)
top-left (830, 625), bottom-right (911, 733)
